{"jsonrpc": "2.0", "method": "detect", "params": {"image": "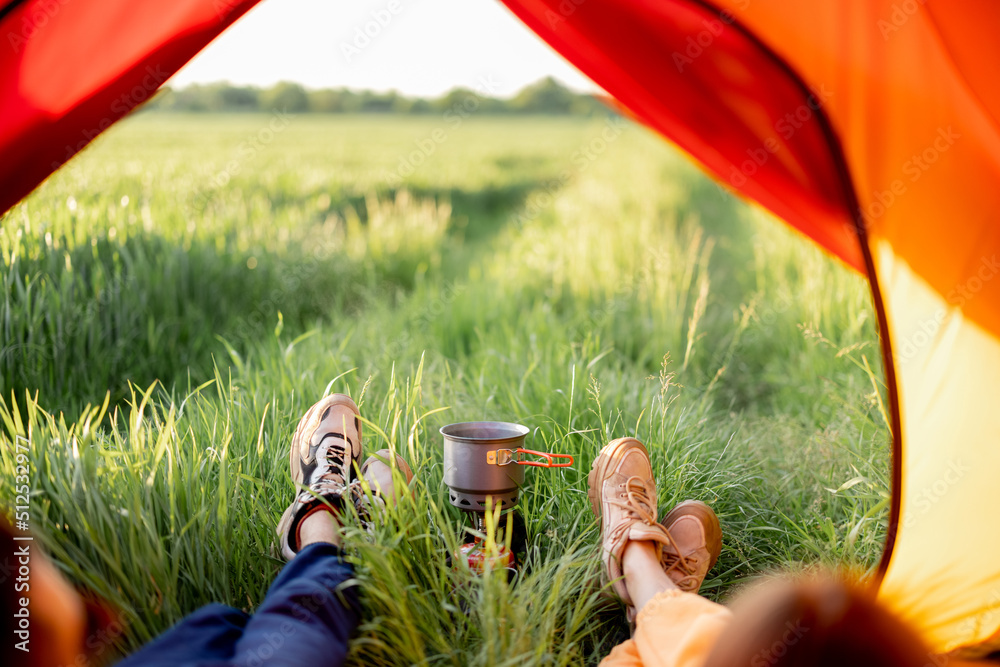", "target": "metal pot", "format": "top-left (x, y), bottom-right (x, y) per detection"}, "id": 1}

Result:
top-left (441, 421), bottom-right (529, 512)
